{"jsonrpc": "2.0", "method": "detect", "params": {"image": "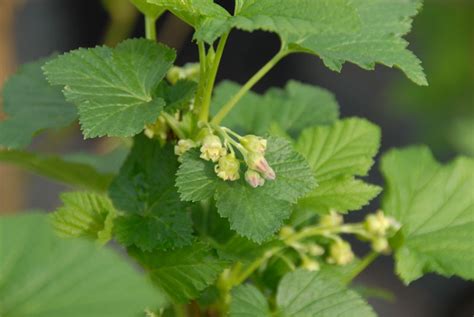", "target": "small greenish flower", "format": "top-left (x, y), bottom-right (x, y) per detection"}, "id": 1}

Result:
top-left (245, 152), bottom-right (276, 180)
top-left (245, 169), bottom-right (265, 188)
top-left (319, 210), bottom-right (343, 227)
top-left (371, 237), bottom-right (390, 253)
top-left (144, 116), bottom-right (168, 143)
top-left (327, 240), bottom-right (354, 266)
top-left (200, 135), bottom-right (226, 162)
top-left (307, 243), bottom-right (325, 257)
top-left (174, 139), bottom-right (196, 156)
top-left (215, 154), bottom-right (240, 181)
top-left (302, 257), bottom-right (320, 272)
top-left (241, 135), bottom-right (267, 154)
top-left (365, 210), bottom-right (399, 236)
